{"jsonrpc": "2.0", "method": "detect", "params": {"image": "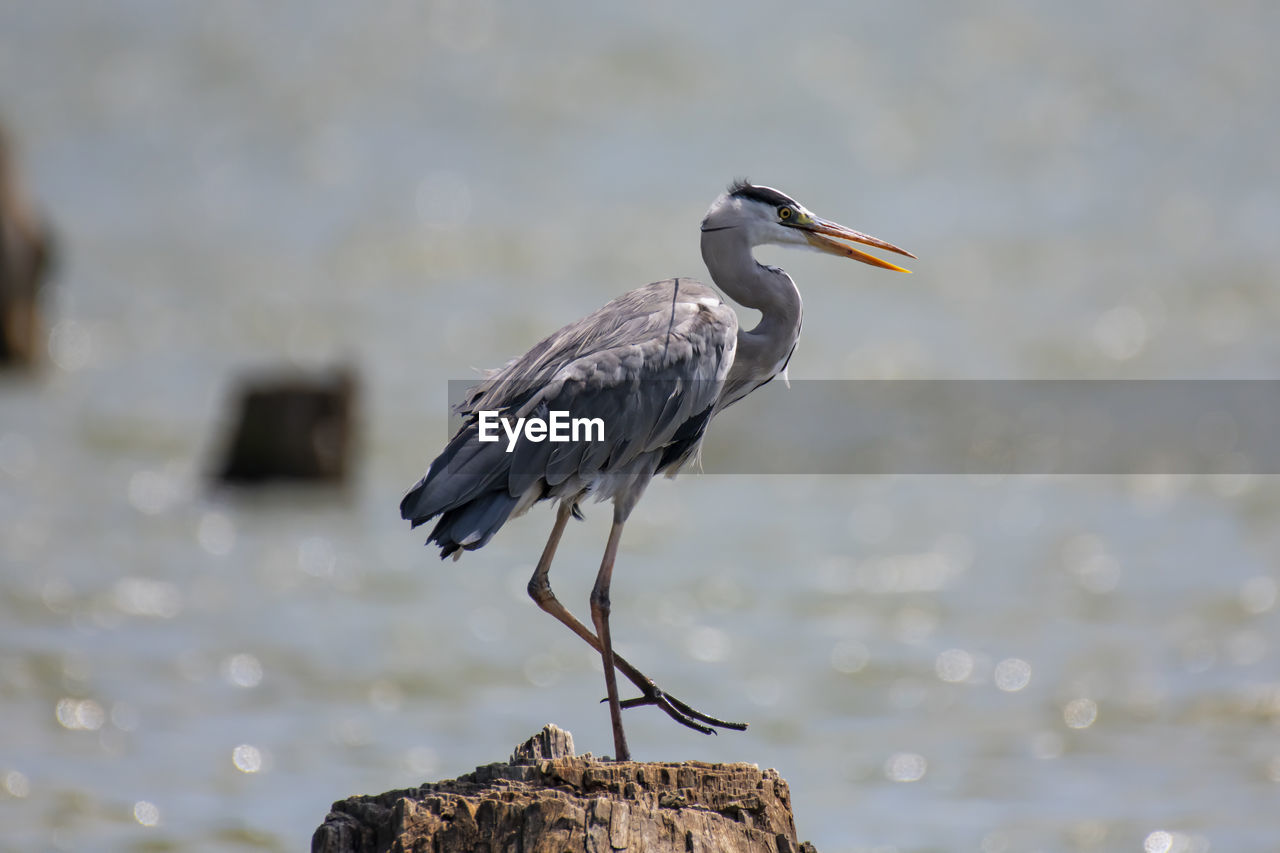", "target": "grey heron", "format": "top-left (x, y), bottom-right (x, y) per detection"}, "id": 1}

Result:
top-left (401, 181), bottom-right (913, 761)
